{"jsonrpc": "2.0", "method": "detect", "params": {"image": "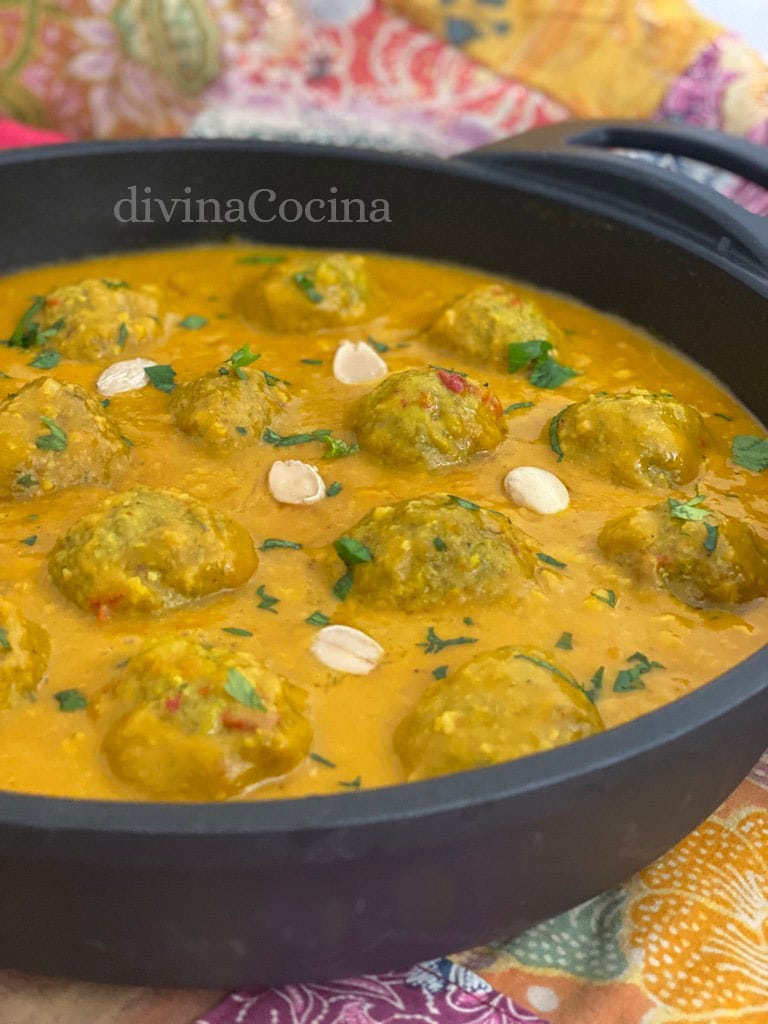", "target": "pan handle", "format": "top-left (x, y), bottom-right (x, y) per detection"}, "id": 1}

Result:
top-left (463, 119), bottom-right (768, 275)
